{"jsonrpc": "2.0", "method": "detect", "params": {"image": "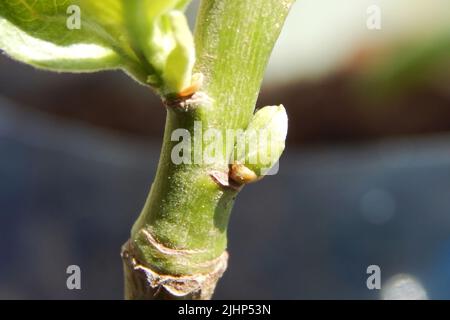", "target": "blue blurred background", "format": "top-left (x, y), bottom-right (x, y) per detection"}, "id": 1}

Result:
top-left (1, 0), bottom-right (450, 299)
